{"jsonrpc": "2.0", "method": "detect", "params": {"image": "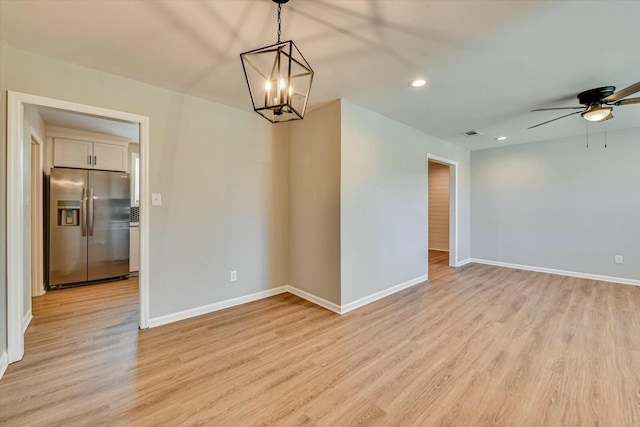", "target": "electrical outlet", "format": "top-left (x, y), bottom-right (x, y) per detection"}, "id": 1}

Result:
top-left (615, 255), bottom-right (624, 264)
top-left (230, 270), bottom-right (237, 282)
